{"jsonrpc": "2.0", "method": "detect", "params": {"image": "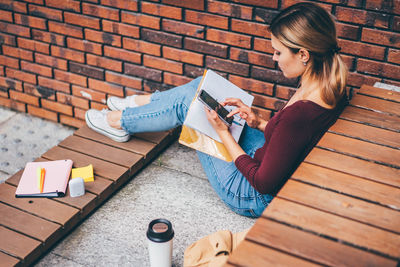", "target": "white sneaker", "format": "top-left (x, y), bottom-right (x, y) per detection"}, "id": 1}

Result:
top-left (107, 95), bottom-right (138, 111)
top-left (85, 109), bottom-right (130, 142)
